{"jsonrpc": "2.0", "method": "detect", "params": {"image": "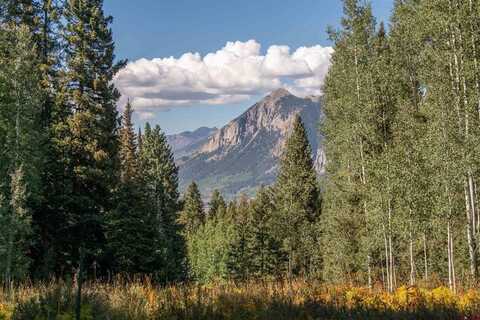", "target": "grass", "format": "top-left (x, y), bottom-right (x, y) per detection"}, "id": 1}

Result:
top-left (2, 279), bottom-right (480, 319)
